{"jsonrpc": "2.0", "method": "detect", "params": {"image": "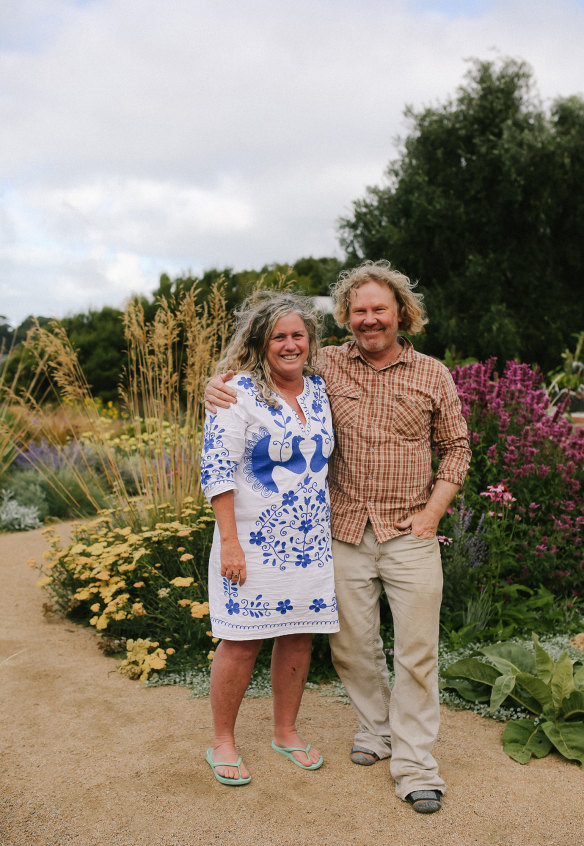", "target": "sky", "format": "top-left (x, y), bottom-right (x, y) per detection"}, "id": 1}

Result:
top-left (1, 0), bottom-right (584, 327)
